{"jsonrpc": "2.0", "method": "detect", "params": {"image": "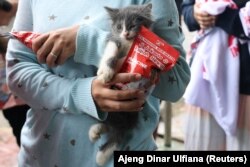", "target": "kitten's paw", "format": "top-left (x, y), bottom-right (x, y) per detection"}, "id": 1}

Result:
top-left (96, 151), bottom-right (108, 166)
top-left (96, 151), bottom-right (109, 166)
top-left (89, 124), bottom-right (102, 142)
top-left (97, 67), bottom-right (115, 84)
top-left (96, 144), bottom-right (118, 166)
